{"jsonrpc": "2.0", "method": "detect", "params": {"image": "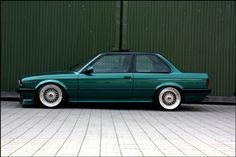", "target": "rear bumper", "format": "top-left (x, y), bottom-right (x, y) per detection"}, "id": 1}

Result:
top-left (183, 89), bottom-right (211, 102)
top-left (183, 89), bottom-right (211, 95)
